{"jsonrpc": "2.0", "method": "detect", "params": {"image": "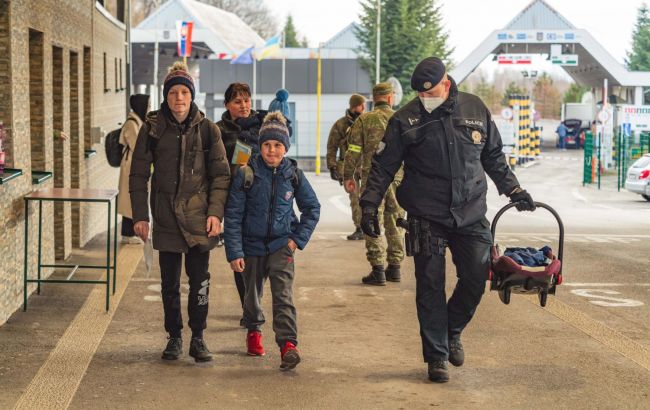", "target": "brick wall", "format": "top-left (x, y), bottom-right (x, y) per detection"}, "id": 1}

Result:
top-left (0, 0), bottom-right (127, 325)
